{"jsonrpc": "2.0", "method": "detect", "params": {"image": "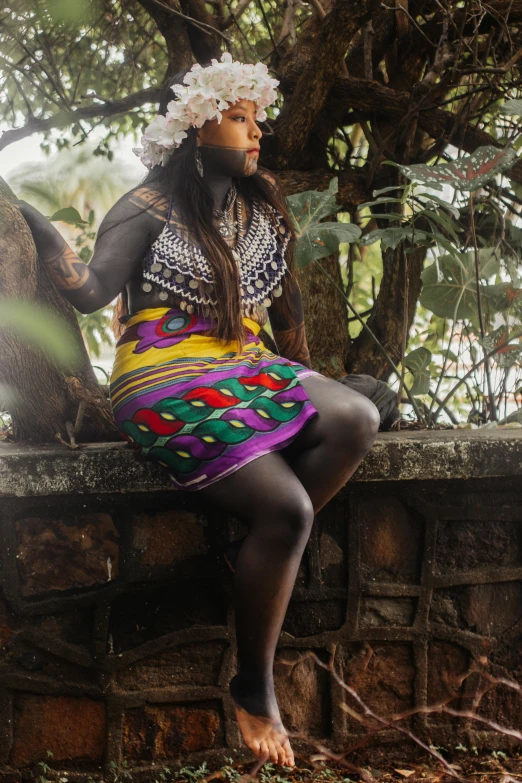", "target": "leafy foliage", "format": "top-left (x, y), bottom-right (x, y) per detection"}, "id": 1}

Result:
top-left (286, 177), bottom-right (361, 267)
top-left (390, 146), bottom-right (518, 193)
